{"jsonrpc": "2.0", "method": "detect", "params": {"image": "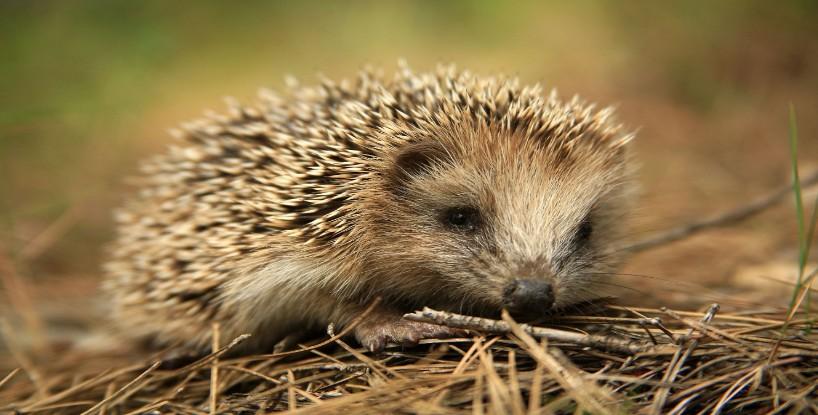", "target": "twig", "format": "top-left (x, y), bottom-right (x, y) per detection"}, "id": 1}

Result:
top-left (0, 368), bottom-right (20, 391)
top-left (501, 311), bottom-right (617, 415)
top-left (0, 319), bottom-right (44, 398)
top-left (403, 307), bottom-right (657, 354)
top-left (768, 267), bottom-right (818, 362)
top-left (155, 333), bottom-right (251, 380)
top-left (528, 340), bottom-right (546, 413)
top-left (219, 371), bottom-right (338, 412)
top-left (0, 247), bottom-right (45, 350)
top-left (19, 204), bottom-right (81, 261)
top-left (649, 303), bottom-right (720, 414)
top-left (430, 337), bottom-right (493, 407)
top-left (623, 169), bottom-right (818, 253)
top-left (621, 307), bottom-right (677, 342)
top-left (209, 323), bottom-right (220, 415)
top-left (327, 332), bottom-right (396, 381)
top-left (287, 370), bottom-right (296, 412)
top-left (79, 361), bottom-right (161, 415)
top-left (122, 400), bottom-right (169, 415)
top-left (711, 364), bottom-right (763, 414)
top-left (670, 356), bottom-right (800, 403)
top-left (662, 308), bottom-right (757, 354)
top-left (21, 365), bottom-right (135, 412)
top-left (100, 381), bottom-right (116, 415)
